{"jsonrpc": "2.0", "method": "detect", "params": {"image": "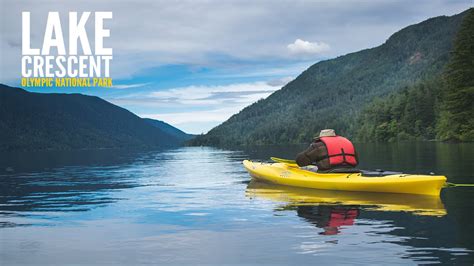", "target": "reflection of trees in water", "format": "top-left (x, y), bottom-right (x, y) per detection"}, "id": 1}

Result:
top-left (359, 210), bottom-right (474, 264)
top-left (277, 203), bottom-right (472, 264)
top-left (251, 178), bottom-right (470, 264)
